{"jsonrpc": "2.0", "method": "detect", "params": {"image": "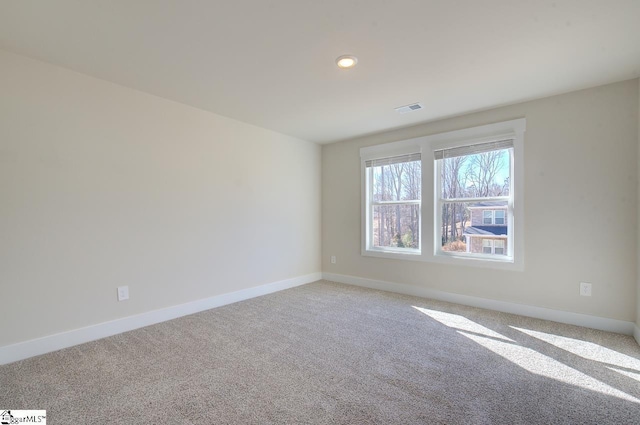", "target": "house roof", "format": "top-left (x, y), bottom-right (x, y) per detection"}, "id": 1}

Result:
top-left (464, 226), bottom-right (508, 236)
